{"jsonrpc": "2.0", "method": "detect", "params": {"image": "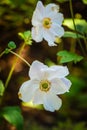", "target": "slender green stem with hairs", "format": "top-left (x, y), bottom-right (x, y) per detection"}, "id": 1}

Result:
top-left (5, 43), bottom-right (26, 88)
top-left (0, 51), bottom-right (5, 58)
top-left (10, 50), bottom-right (30, 67)
top-left (69, 0), bottom-right (86, 56)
